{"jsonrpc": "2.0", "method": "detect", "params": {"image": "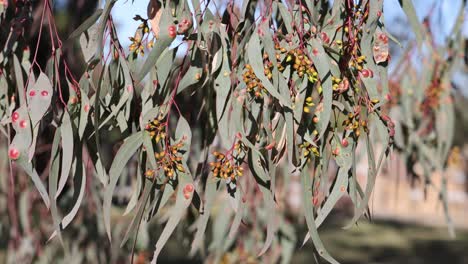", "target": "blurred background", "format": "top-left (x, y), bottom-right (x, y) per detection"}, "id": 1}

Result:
top-left (1, 0), bottom-right (468, 263)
